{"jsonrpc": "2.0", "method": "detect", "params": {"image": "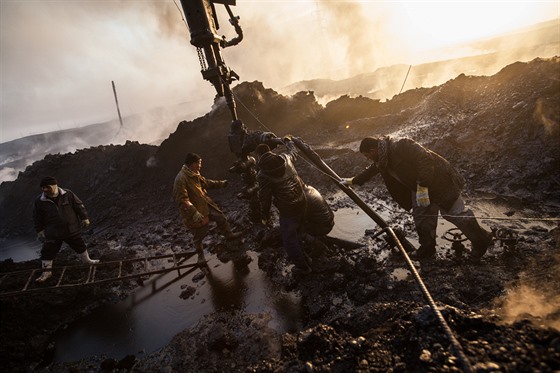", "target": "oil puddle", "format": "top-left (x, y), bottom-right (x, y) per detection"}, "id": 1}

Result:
top-left (51, 206), bottom-right (379, 363)
top-left (21, 194), bottom-right (553, 363)
top-left (53, 251), bottom-right (303, 362)
top-left (329, 207), bottom-right (379, 242)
